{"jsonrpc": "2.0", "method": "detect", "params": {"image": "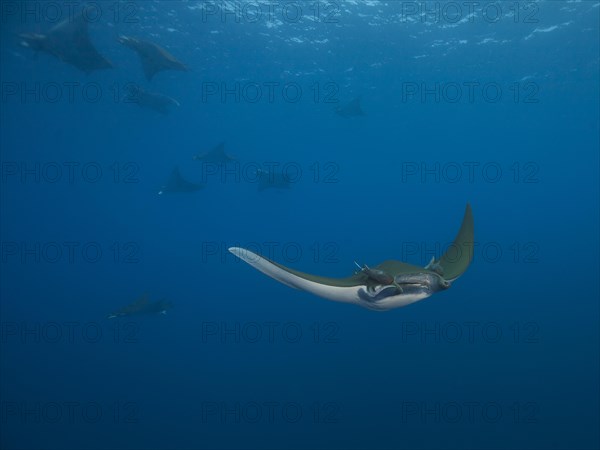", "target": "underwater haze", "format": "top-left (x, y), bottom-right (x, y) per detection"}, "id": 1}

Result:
top-left (0, 1), bottom-right (599, 449)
